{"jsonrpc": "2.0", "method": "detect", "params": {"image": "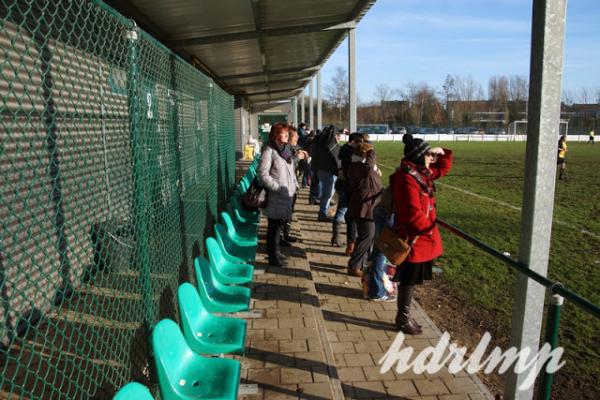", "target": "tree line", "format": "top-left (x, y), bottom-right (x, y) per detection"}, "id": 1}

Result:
top-left (308, 66), bottom-right (599, 130)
